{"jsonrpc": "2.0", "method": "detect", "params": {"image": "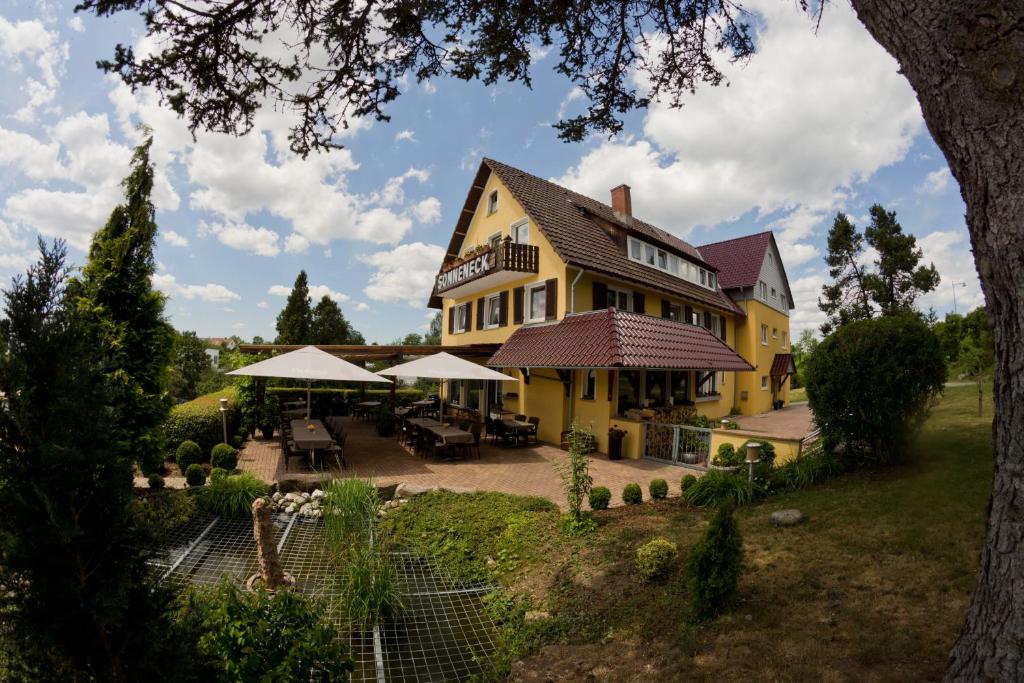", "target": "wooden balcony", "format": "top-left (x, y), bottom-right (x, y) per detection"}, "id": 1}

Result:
top-left (434, 240), bottom-right (540, 298)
